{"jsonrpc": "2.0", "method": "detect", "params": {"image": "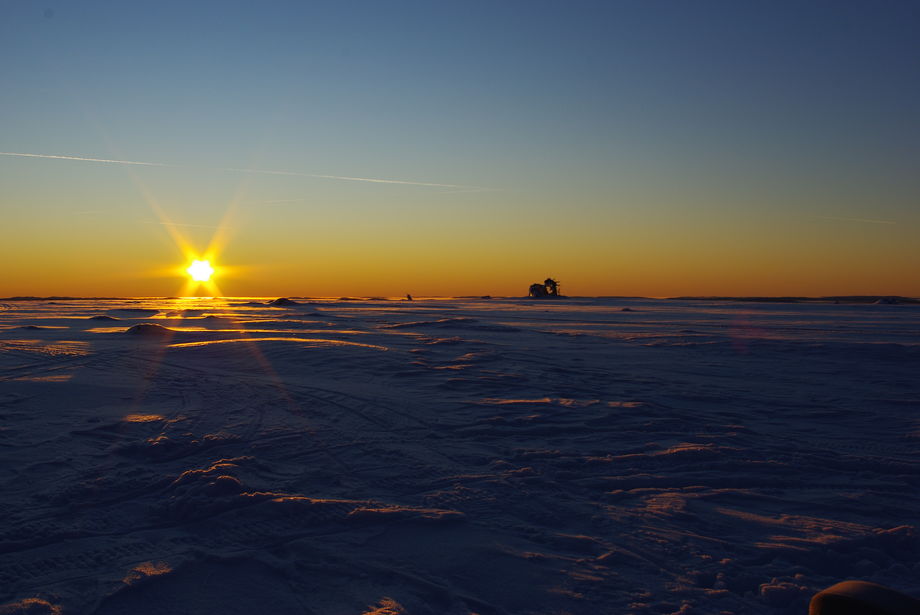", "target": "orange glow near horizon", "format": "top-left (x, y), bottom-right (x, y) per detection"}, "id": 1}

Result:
top-left (0, 182), bottom-right (917, 298)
